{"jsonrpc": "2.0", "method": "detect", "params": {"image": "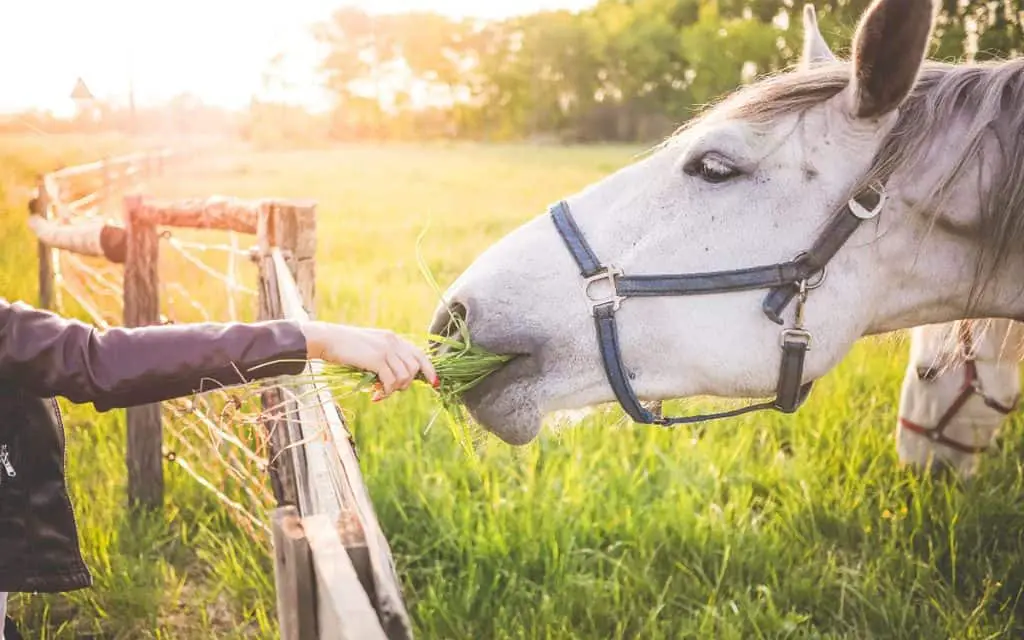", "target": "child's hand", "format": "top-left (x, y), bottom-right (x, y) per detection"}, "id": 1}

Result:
top-left (301, 322), bottom-right (437, 400)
